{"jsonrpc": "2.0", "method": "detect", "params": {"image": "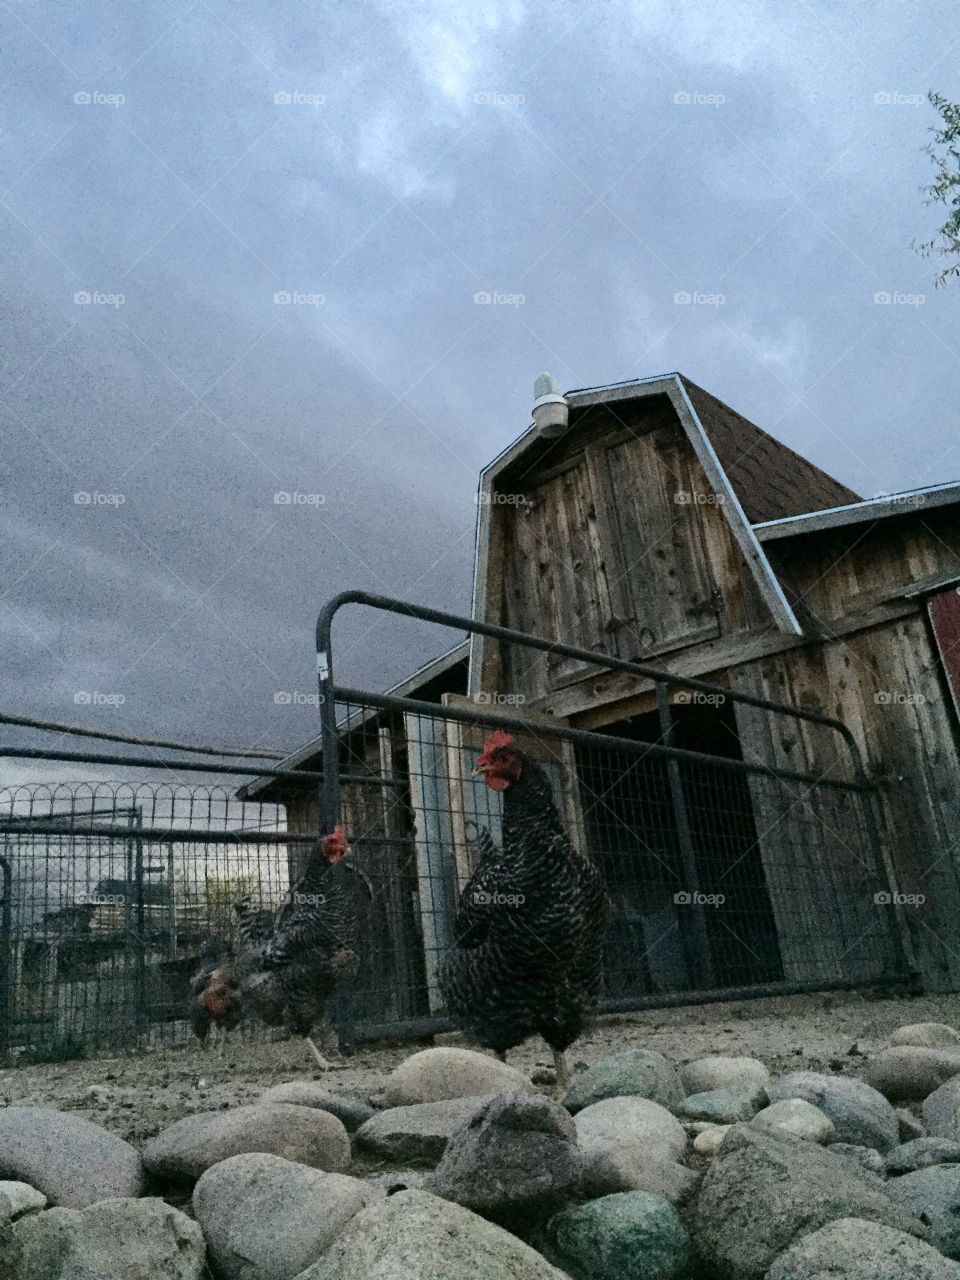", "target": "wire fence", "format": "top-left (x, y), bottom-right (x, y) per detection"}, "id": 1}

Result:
top-left (0, 783), bottom-right (294, 1057)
